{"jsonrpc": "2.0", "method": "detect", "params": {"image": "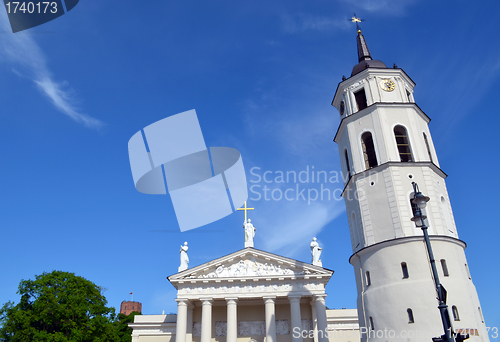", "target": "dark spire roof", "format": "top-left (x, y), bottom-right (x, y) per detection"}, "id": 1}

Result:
top-left (351, 30), bottom-right (387, 76)
top-left (357, 31), bottom-right (372, 62)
